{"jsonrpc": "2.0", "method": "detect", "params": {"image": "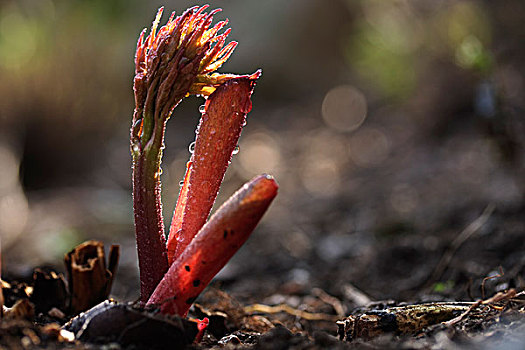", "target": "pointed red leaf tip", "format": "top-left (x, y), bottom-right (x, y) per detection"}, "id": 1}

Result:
top-left (132, 5), bottom-right (246, 131)
top-left (147, 174), bottom-right (278, 316)
top-left (167, 73), bottom-right (261, 265)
